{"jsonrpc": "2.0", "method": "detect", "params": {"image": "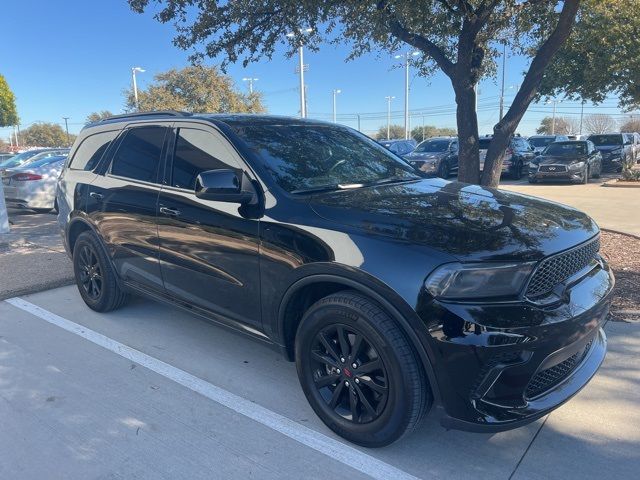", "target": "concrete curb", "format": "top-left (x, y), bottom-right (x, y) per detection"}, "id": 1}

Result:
top-left (601, 228), bottom-right (640, 241)
top-left (602, 180), bottom-right (640, 188)
top-left (0, 277), bottom-right (75, 302)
